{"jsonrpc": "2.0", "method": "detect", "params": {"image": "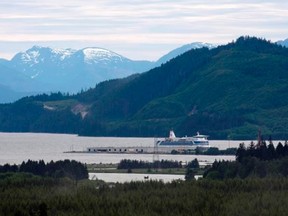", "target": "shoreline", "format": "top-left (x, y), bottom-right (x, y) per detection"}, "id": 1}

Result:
top-left (87, 163), bottom-right (206, 176)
